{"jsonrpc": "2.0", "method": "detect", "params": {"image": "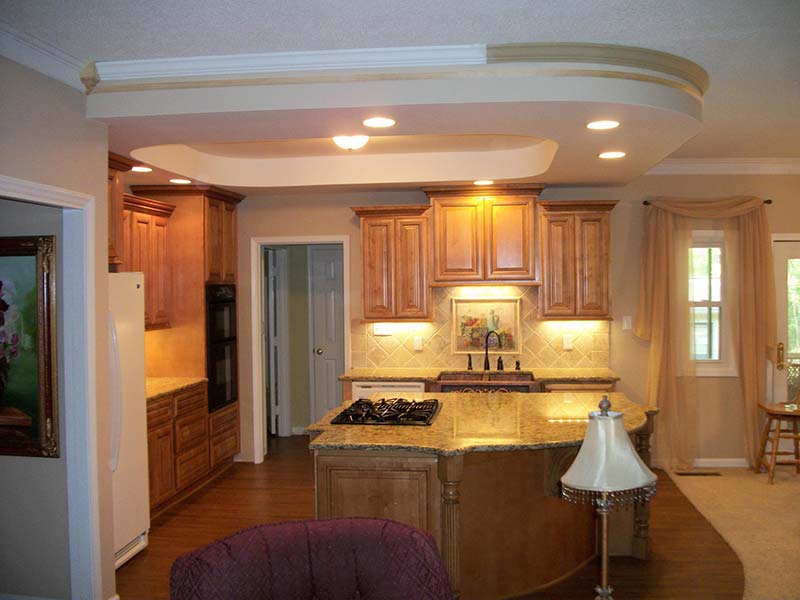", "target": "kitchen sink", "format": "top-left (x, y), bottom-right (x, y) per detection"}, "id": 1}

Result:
top-left (433, 370), bottom-right (537, 393)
